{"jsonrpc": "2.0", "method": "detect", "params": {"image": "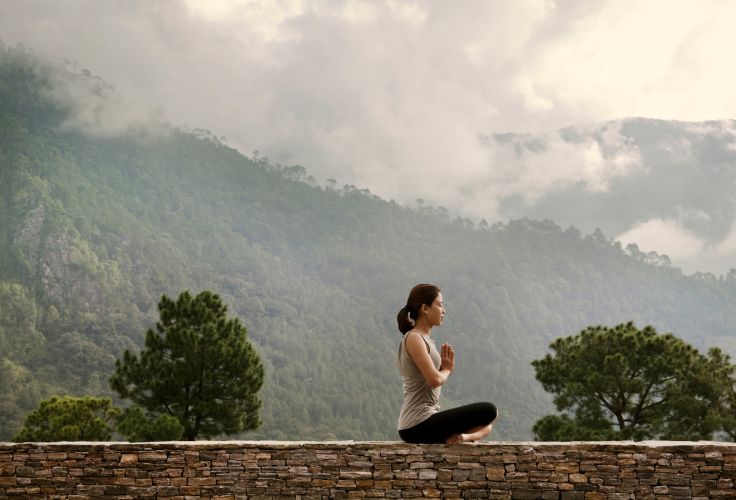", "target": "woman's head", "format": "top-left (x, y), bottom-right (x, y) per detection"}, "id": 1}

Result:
top-left (397, 283), bottom-right (443, 334)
